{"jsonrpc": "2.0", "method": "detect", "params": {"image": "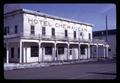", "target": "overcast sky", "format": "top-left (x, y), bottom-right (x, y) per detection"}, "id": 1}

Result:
top-left (4, 4), bottom-right (116, 31)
